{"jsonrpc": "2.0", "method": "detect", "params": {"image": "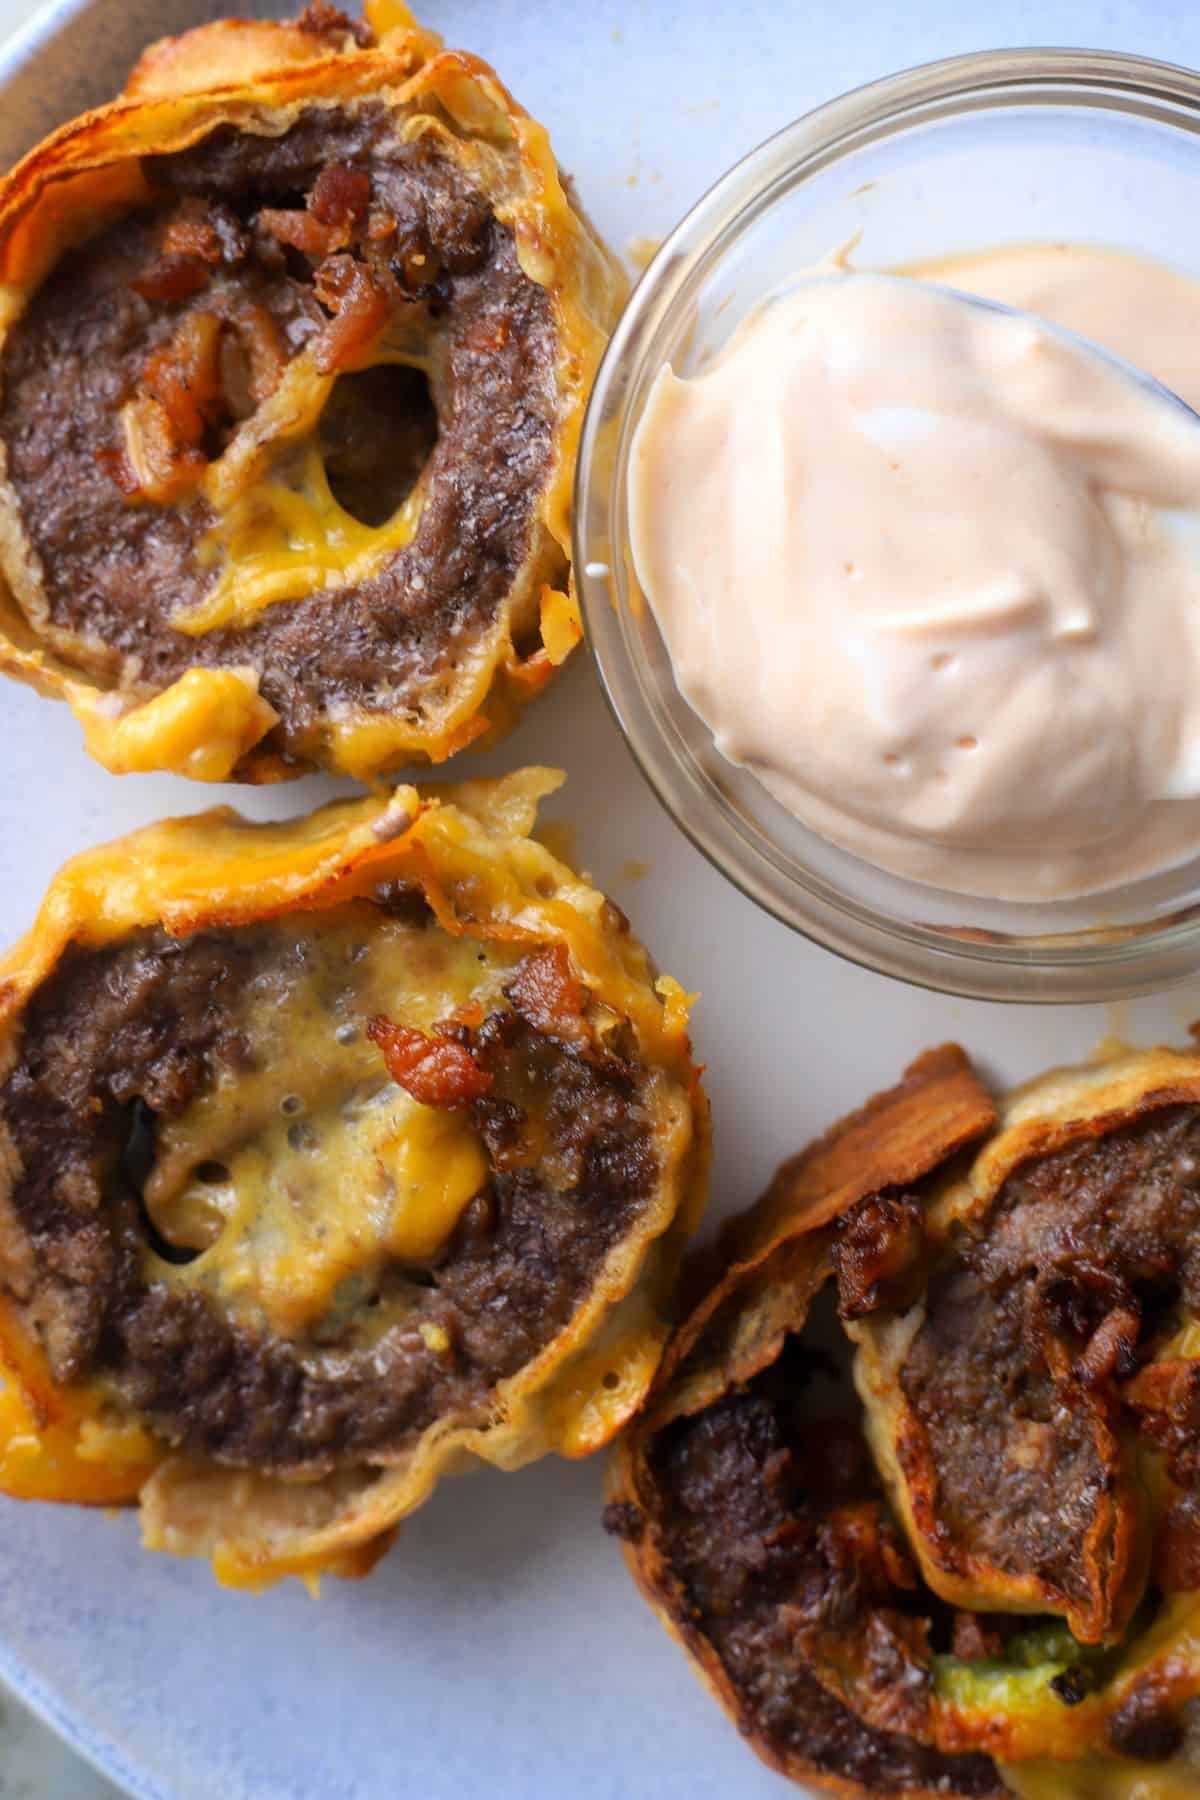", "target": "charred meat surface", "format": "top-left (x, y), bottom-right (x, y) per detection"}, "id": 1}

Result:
top-left (0, 106), bottom-right (556, 754)
top-left (899, 1108), bottom-right (1200, 1624)
top-left (0, 916), bottom-right (657, 1472)
top-left (642, 1339), bottom-right (1004, 1796)
top-left (615, 1052), bottom-right (1200, 1794)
